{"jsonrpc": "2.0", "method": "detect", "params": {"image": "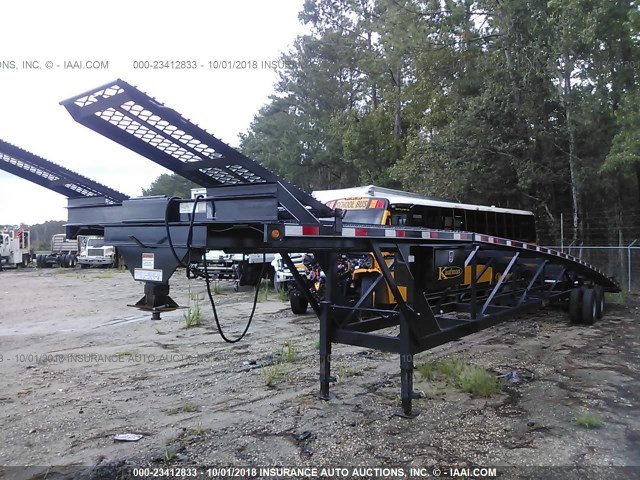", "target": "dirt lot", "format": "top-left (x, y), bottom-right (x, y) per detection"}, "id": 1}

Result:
top-left (0, 268), bottom-right (638, 479)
